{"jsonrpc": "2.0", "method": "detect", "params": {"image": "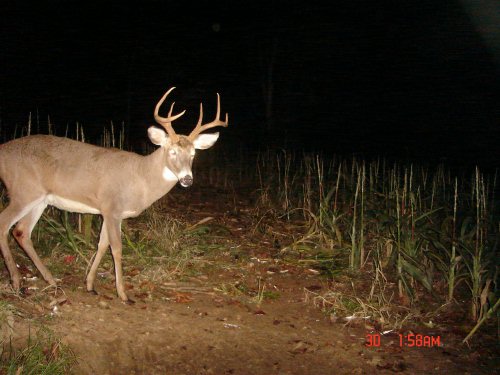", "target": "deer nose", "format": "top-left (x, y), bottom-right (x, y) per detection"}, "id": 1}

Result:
top-left (179, 175), bottom-right (193, 187)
